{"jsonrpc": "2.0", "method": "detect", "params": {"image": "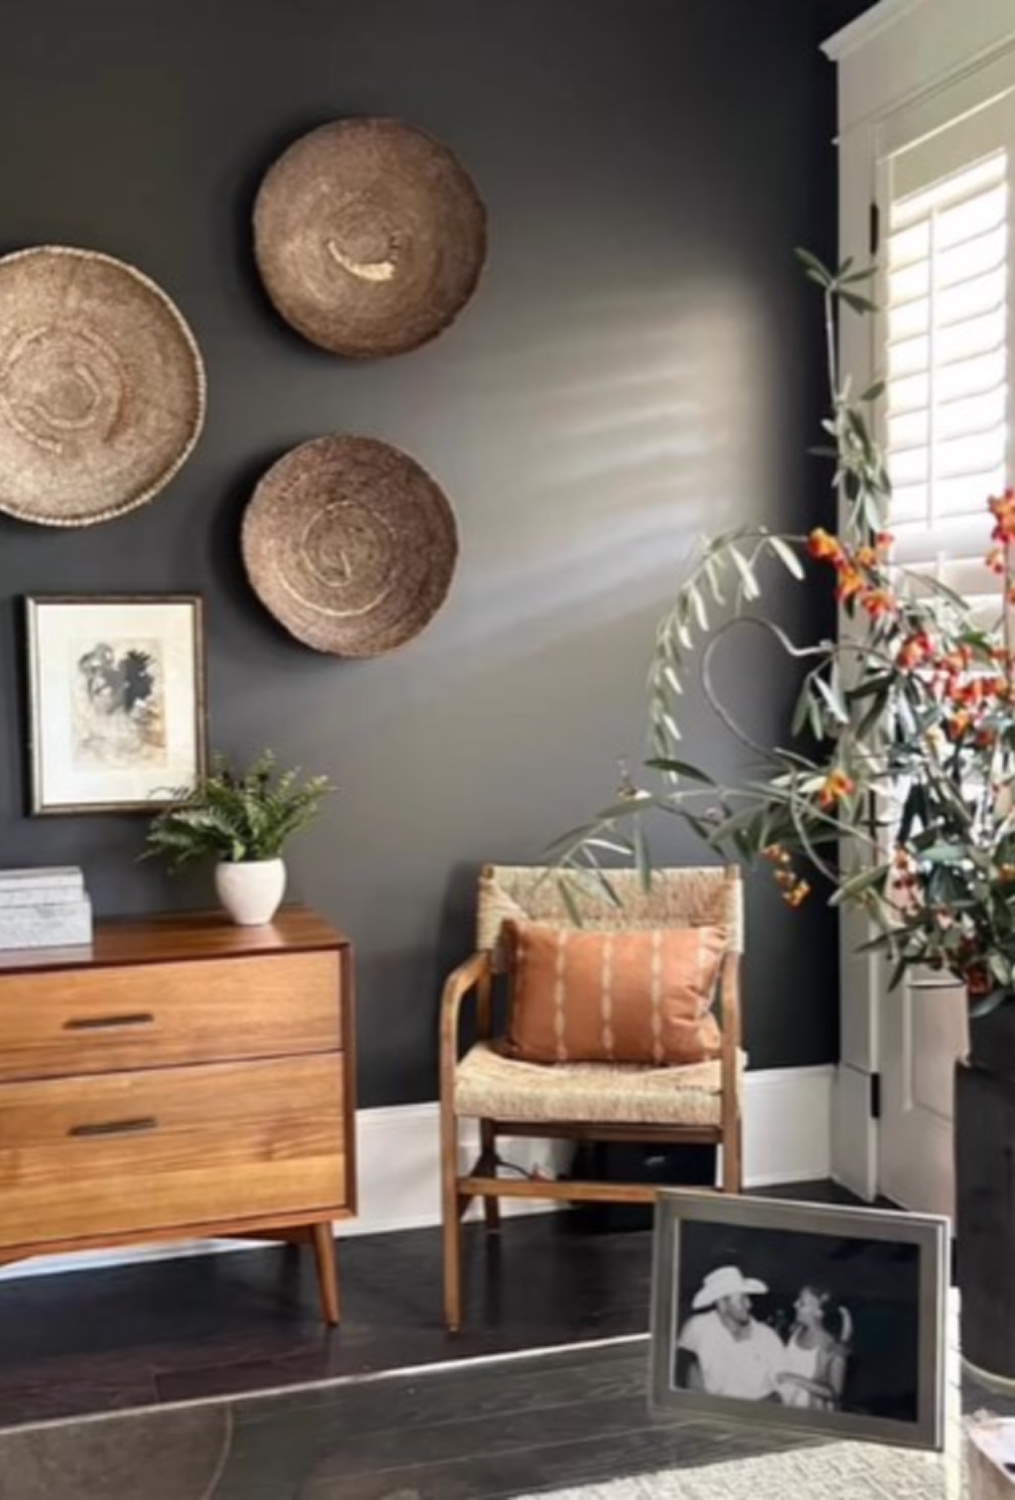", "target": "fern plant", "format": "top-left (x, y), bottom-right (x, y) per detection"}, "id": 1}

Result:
top-left (145, 750), bottom-right (334, 868)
